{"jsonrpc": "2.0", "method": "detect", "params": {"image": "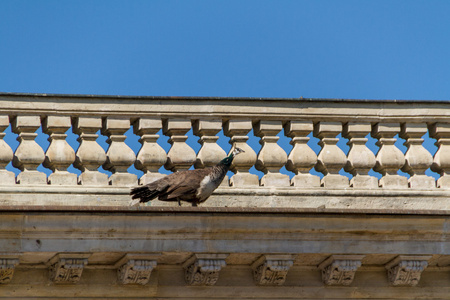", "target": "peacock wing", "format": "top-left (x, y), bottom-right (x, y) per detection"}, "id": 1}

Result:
top-left (161, 185), bottom-right (197, 201)
top-left (157, 169), bottom-right (211, 201)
